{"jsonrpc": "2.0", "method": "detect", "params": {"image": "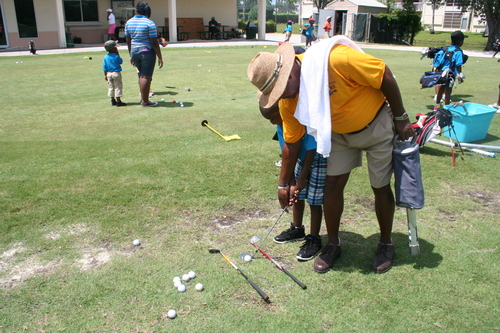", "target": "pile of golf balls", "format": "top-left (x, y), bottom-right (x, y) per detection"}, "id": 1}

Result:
top-left (172, 100), bottom-right (184, 107)
top-left (172, 271), bottom-right (203, 293)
